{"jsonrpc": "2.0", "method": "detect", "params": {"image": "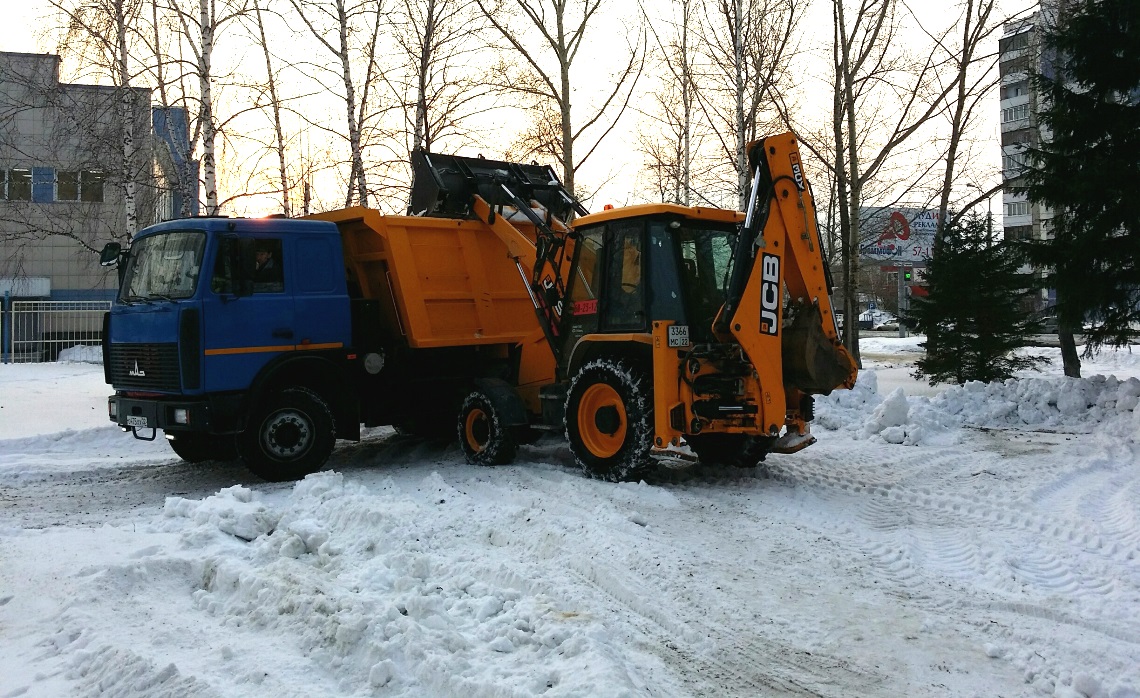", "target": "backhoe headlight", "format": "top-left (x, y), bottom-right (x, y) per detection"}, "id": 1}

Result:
top-left (173, 408), bottom-right (189, 425)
